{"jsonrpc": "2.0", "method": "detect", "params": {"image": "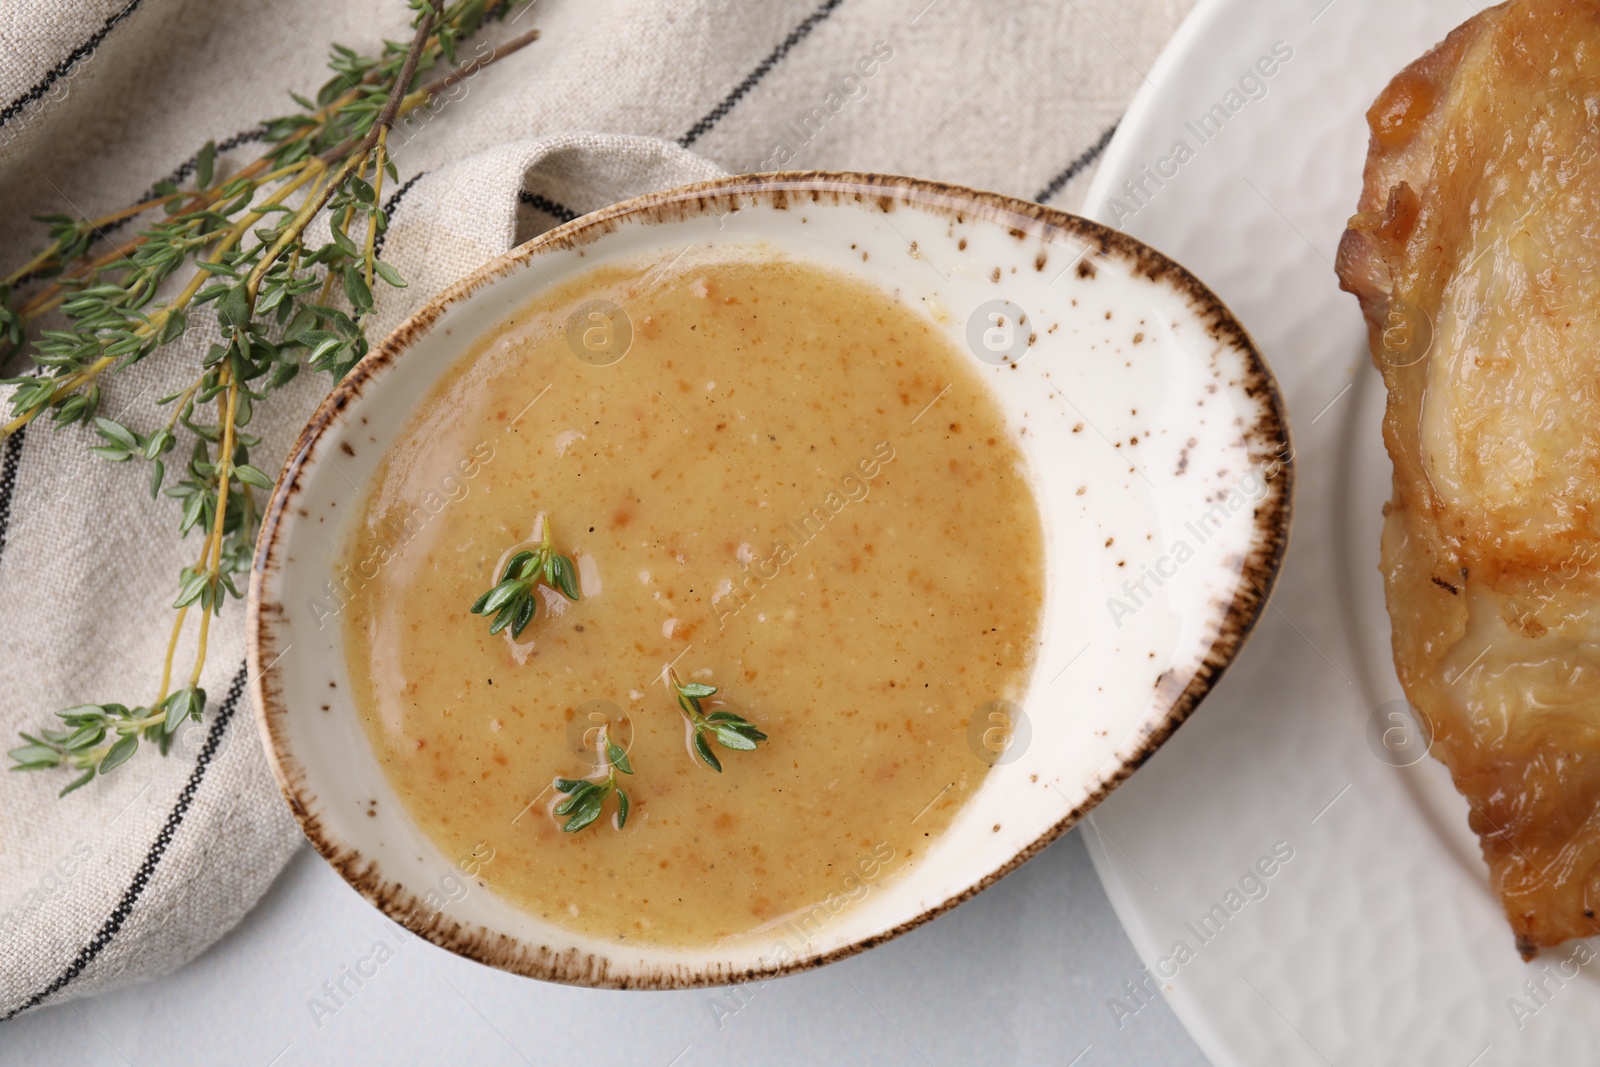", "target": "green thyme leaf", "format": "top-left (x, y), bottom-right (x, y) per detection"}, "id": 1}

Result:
top-left (173, 570), bottom-right (210, 608)
top-left (162, 693), bottom-right (189, 734)
top-left (374, 260), bottom-right (407, 288)
top-left (160, 309), bottom-right (188, 345)
top-left (343, 265), bottom-right (373, 312)
top-left (692, 731), bottom-right (722, 773)
top-left (551, 554), bottom-right (581, 602)
top-left (195, 140), bottom-right (216, 189)
top-left (714, 726), bottom-right (758, 751)
top-left (479, 580), bottom-right (521, 615)
top-left (63, 725), bottom-right (105, 750)
top-left (553, 785), bottom-right (588, 817)
top-left (215, 283), bottom-right (250, 328)
top-left (93, 418), bottom-right (138, 451)
top-left (59, 769), bottom-right (97, 797)
top-left (562, 792), bottom-right (604, 833)
top-left (235, 463), bottom-right (274, 489)
top-left (99, 734), bottom-right (139, 774)
top-left (607, 743), bottom-right (632, 775)
top-left (510, 595), bottom-right (537, 638)
top-left (8, 744), bottom-right (61, 767)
